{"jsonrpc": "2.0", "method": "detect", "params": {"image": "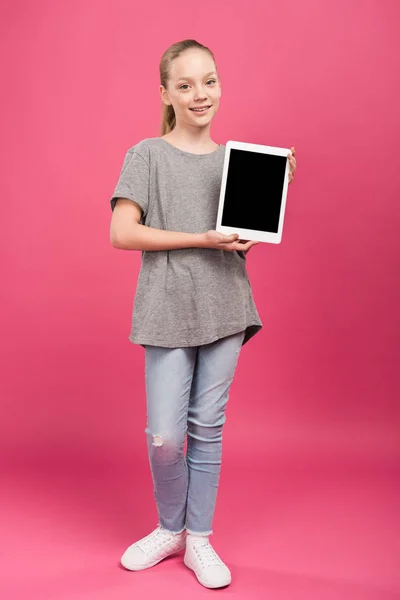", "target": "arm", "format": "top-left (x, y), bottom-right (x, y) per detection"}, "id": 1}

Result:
top-left (110, 199), bottom-right (203, 251)
top-left (110, 198), bottom-right (258, 253)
